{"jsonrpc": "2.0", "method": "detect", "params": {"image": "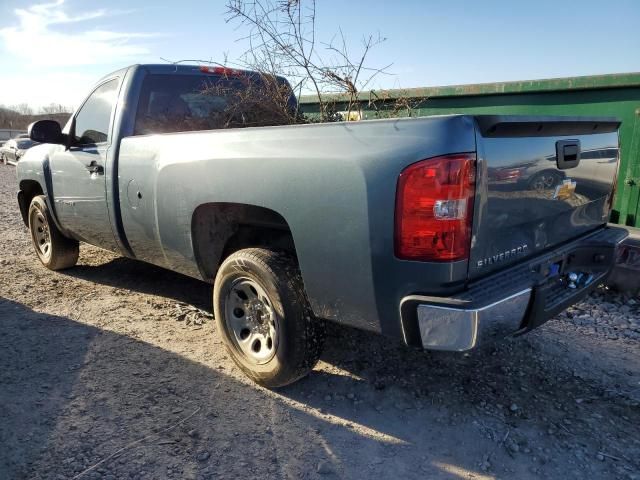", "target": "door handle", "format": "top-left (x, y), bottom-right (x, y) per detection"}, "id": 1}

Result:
top-left (86, 160), bottom-right (104, 174)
